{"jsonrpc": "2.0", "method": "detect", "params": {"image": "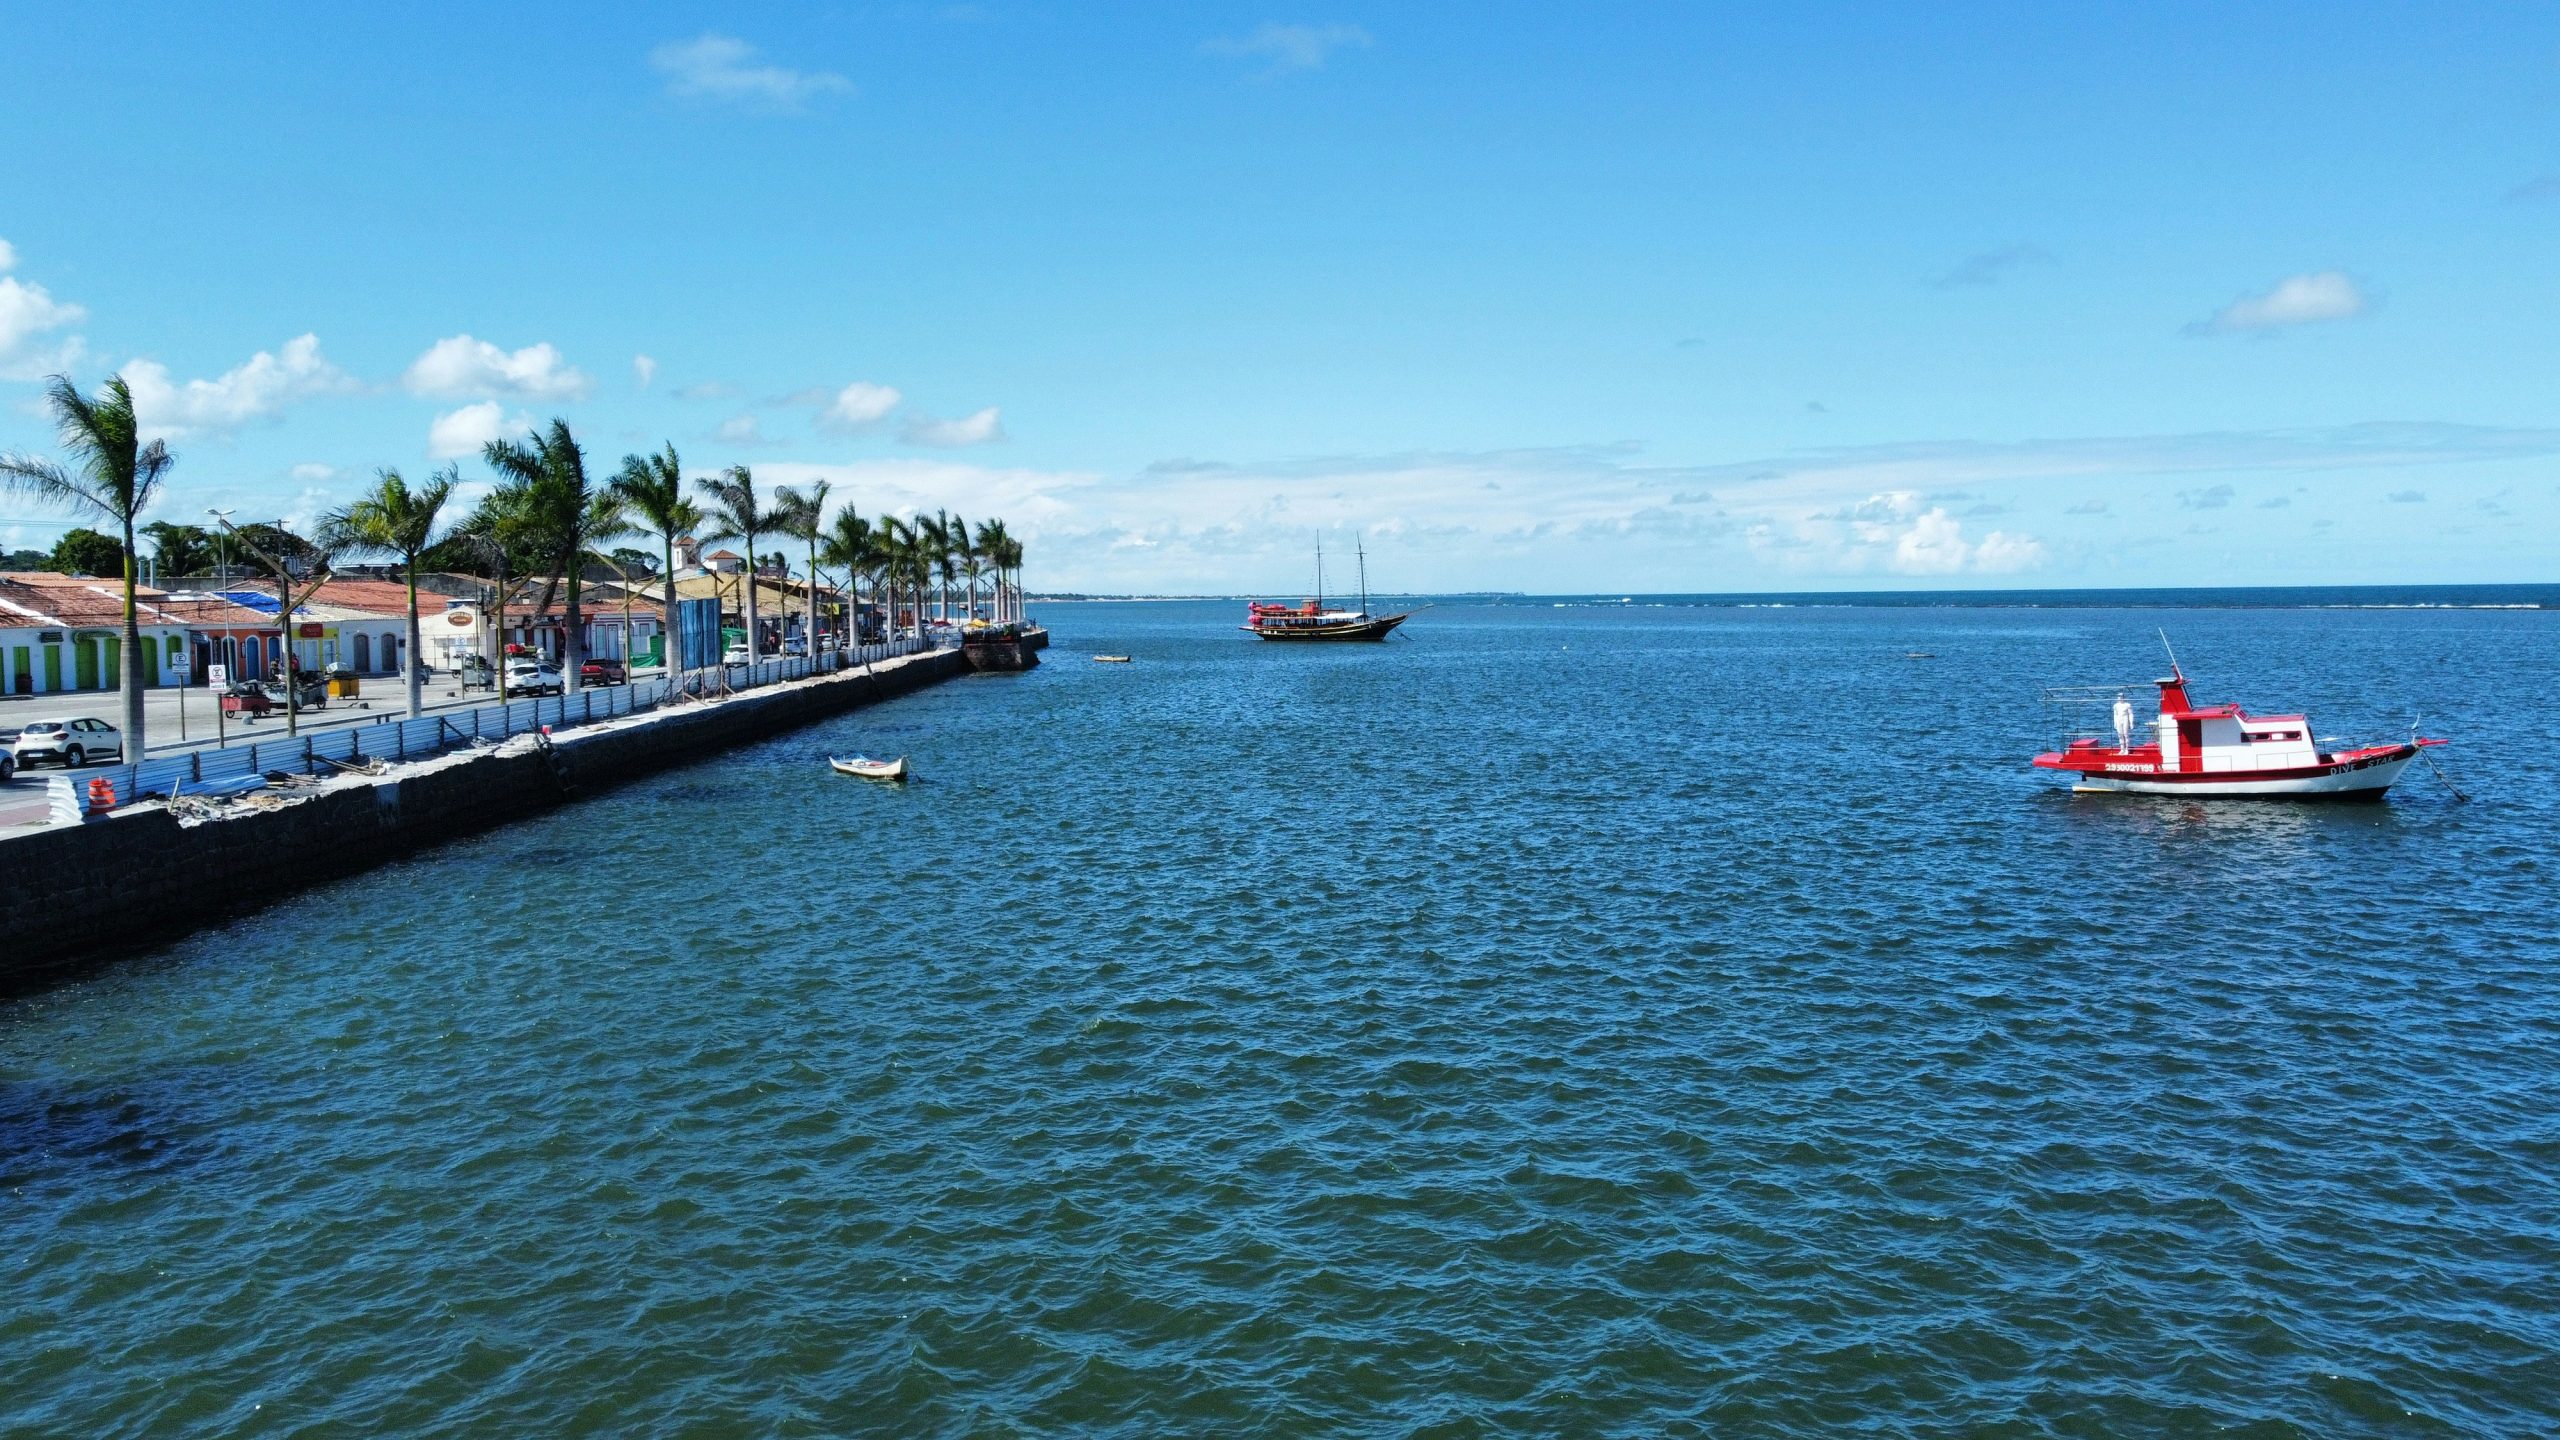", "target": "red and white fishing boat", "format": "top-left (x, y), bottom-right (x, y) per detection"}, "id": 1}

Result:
top-left (2033, 641), bottom-right (2445, 799)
